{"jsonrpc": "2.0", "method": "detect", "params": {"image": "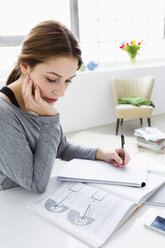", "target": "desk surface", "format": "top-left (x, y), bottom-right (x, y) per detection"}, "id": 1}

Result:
top-left (1, 159), bottom-right (165, 248)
